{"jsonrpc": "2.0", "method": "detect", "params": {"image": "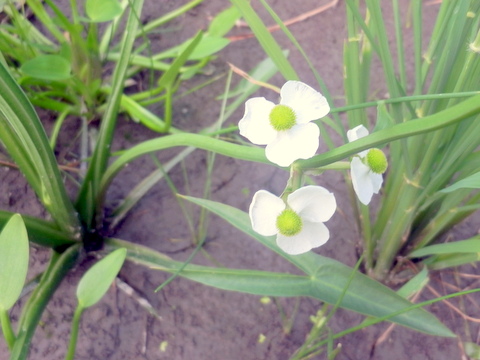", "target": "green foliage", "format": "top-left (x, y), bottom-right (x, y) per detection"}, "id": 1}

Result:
top-left (207, 6), bottom-right (240, 37)
top-left (76, 248), bottom-right (126, 308)
top-left (0, 214), bottom-right (29, 311)
top-left (179, 195), bottom-right (454, 337)
top-left (20, 55), bottom-right (72, 80)
top-left (0, 61), bottom-right (81, 237)
top-left (85, 0), bottom-right (123, 22)
top-left (0, 0), bottom-right (479, 357)
top-left (440, 172), bottom-right (480, 193)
